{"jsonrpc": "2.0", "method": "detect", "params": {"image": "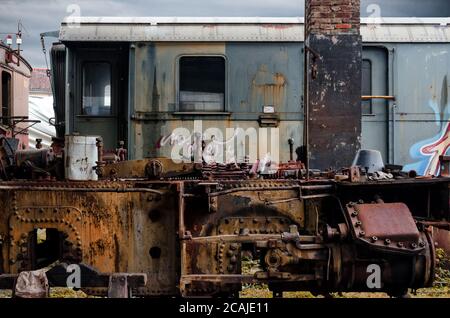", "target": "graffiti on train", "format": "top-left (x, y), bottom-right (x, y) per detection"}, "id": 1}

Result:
top-left (404, 90), bottom-right (450, 176)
